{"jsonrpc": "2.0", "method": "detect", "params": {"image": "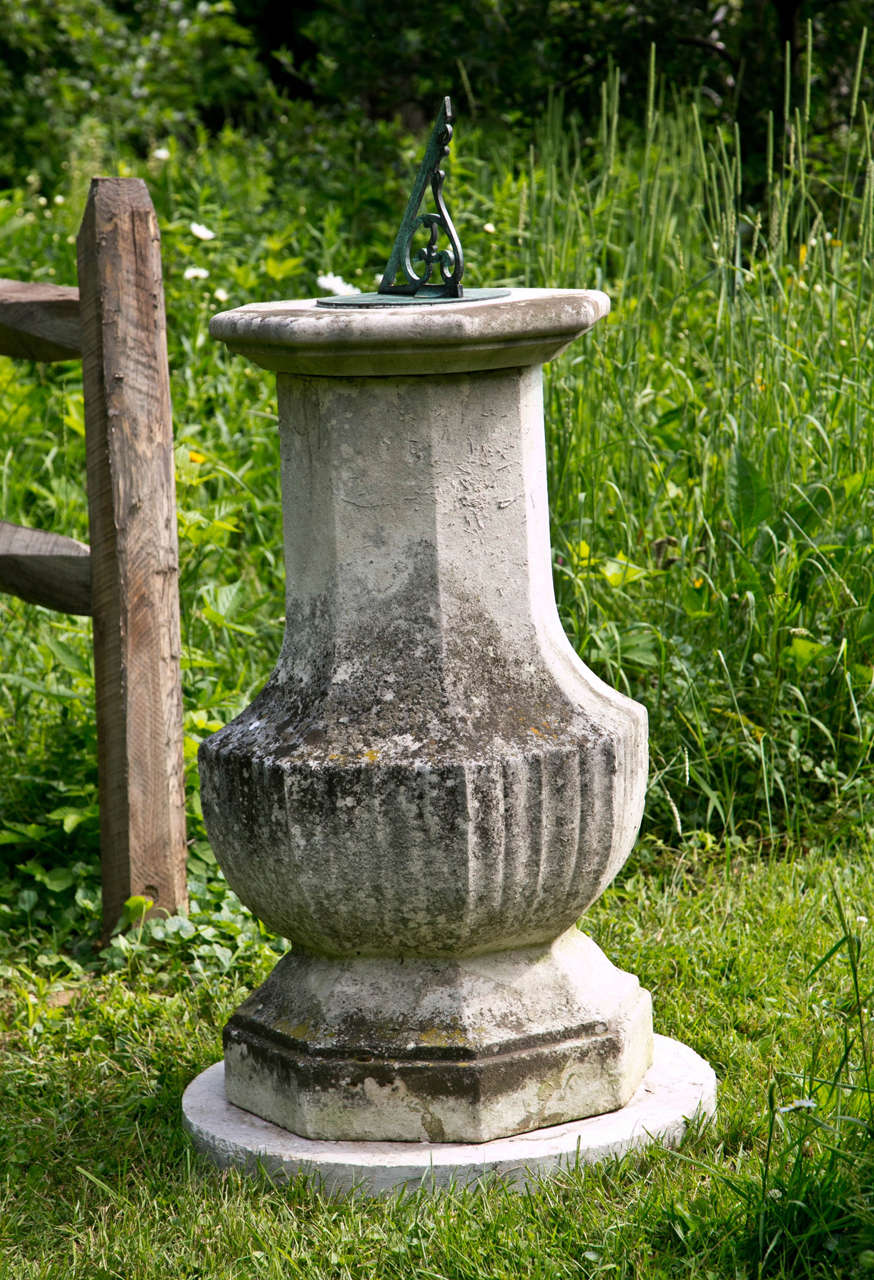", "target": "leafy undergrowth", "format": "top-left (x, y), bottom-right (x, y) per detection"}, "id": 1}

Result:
top-left (1, 843), bottom-right (874, 1278)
